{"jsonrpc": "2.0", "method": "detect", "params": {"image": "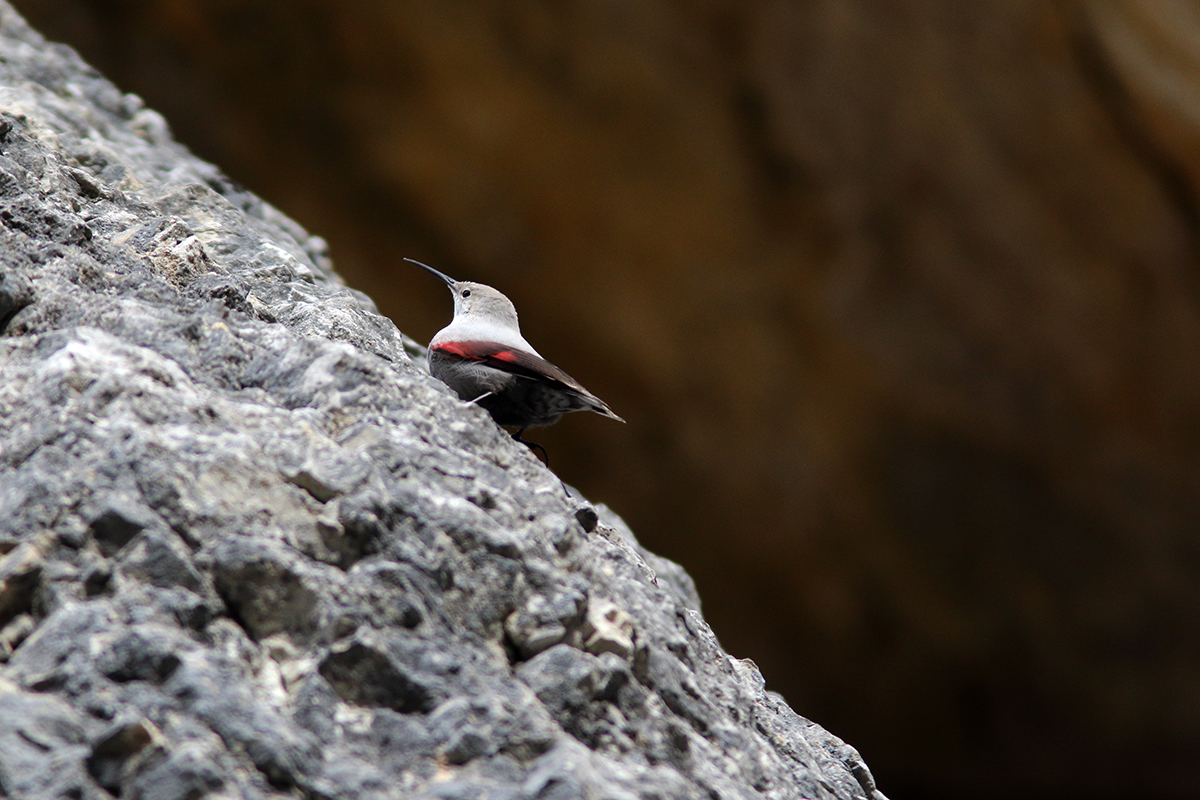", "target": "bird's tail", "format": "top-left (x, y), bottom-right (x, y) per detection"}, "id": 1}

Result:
top-left (583, 394), bottom-right (625, 423)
